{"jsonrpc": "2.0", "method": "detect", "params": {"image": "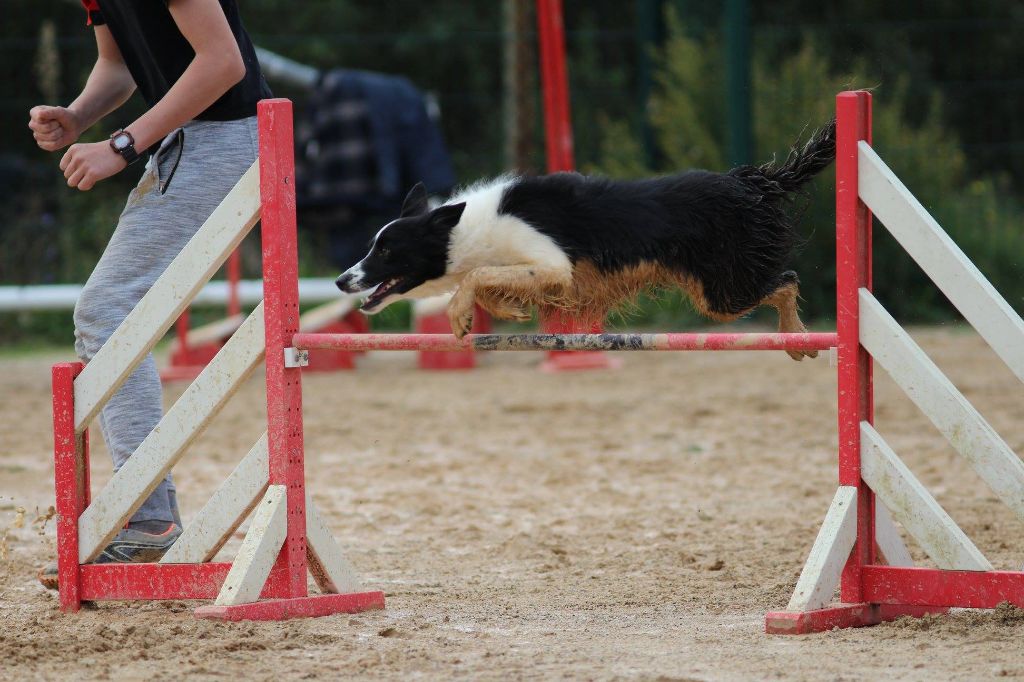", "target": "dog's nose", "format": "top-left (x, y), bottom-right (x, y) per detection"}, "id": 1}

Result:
top-left (335, 273), bottom-right (353, 291)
